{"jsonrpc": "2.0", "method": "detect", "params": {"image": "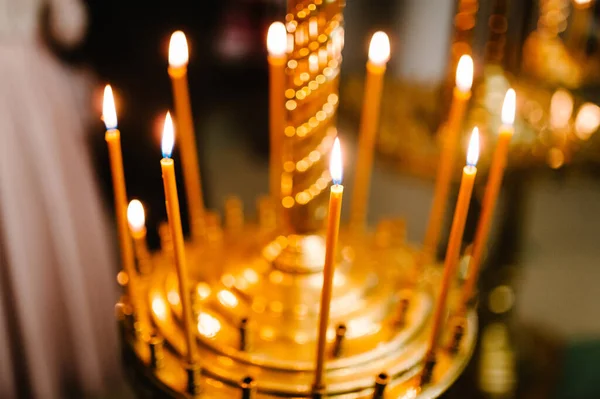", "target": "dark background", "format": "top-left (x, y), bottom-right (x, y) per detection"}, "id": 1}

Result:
top-left (48, 1), bottom-right (600, 397)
